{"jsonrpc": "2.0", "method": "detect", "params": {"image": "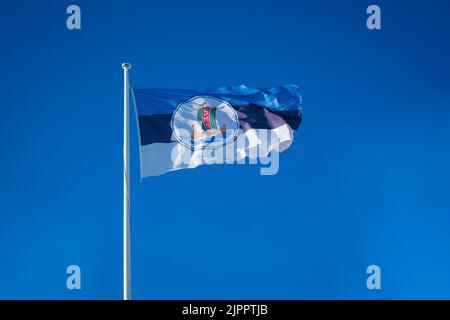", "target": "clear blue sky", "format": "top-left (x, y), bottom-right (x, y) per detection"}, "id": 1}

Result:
top-left (1, 0), bottom-right (450, 299)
